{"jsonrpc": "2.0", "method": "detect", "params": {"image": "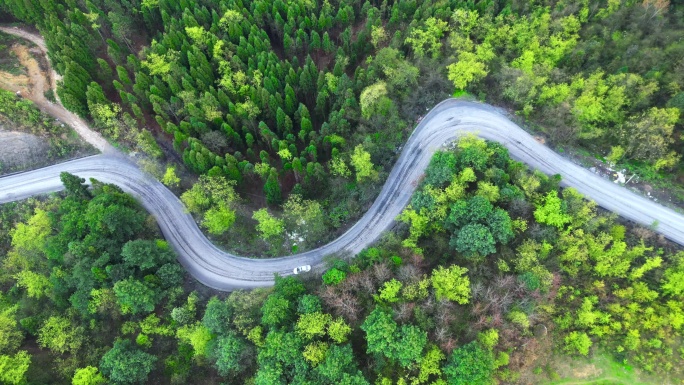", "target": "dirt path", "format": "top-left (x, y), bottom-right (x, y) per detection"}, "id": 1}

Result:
top-left (0, 26), bottom-right (113, 154)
